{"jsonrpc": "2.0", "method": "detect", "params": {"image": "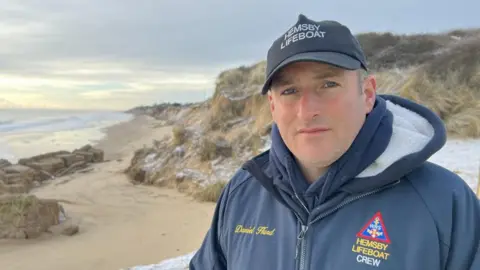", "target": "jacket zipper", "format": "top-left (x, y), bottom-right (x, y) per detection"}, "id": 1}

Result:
top-left (296, 224), bottom-right (309, 270)
top-left (294, 191), bottom-right (310, 214)
top-left (293, 191), bottom-right (310, 270)
top-left (293, 180), bottom-right (401, 270)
